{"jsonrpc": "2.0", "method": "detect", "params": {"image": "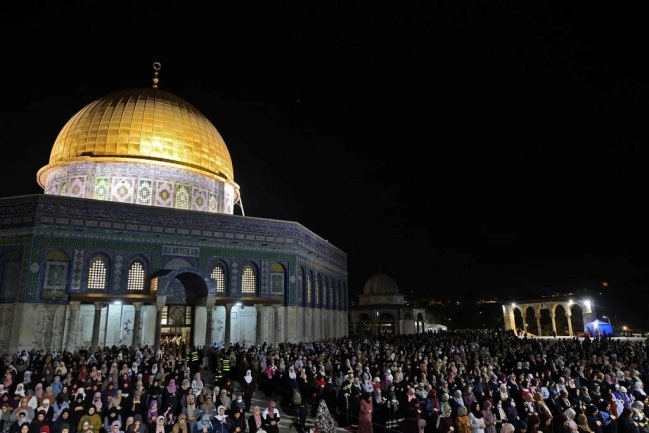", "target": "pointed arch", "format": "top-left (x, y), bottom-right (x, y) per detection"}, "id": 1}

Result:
top-left (241, 263), bottom-right (257, 295)
top-left (86, 254), bottom-right (110, 291)
top-left (210, 261), bottom-right (228, 295)
top-left (126, 256), bottom-right (149, 292)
